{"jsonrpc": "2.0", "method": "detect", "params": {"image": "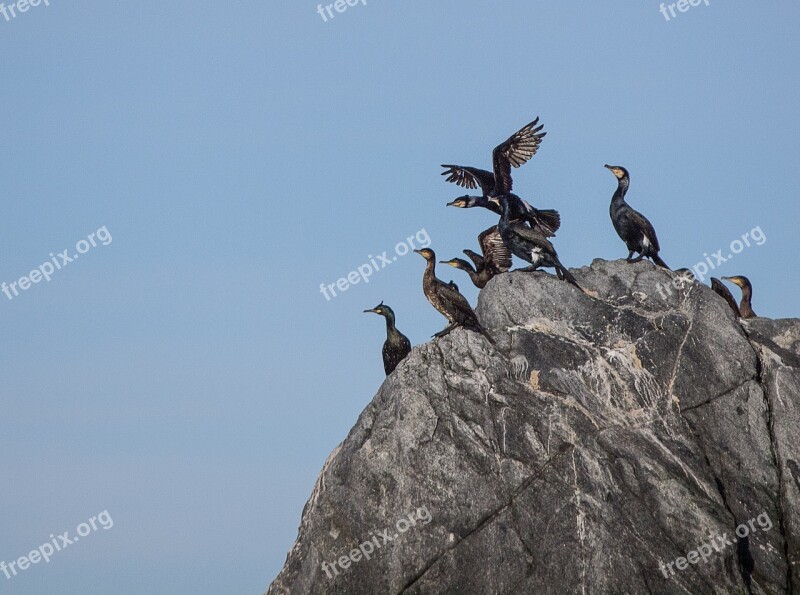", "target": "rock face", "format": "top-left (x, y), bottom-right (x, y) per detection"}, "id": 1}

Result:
top-left (267, 259), bottom-right (800, 595)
